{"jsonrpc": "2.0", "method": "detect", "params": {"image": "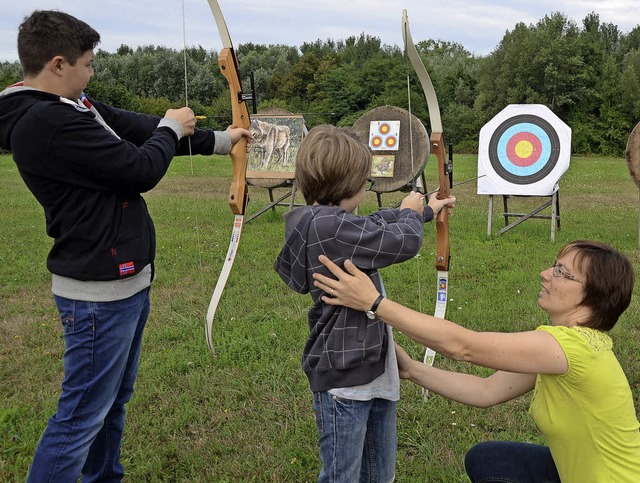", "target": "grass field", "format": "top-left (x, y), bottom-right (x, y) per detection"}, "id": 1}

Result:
top-left (1, 150), bottom-right (639, 481)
